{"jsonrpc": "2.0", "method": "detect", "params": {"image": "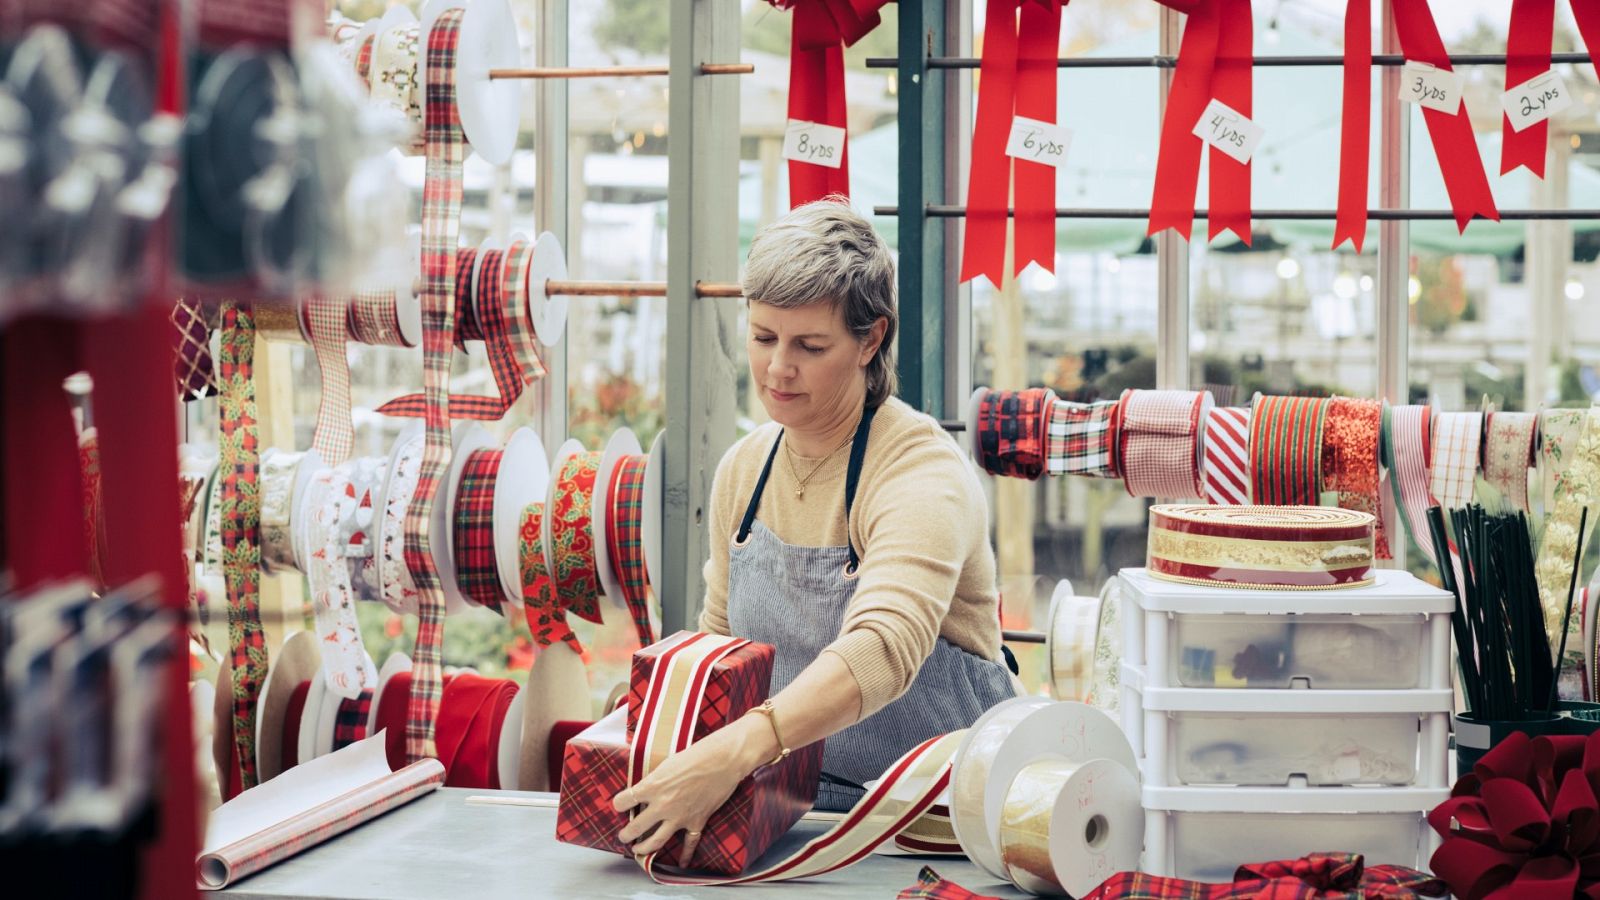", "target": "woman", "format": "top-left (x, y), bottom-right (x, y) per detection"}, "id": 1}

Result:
top-left (615, 200), bottom-right (1016, 864)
